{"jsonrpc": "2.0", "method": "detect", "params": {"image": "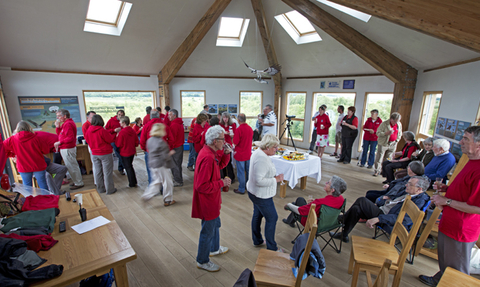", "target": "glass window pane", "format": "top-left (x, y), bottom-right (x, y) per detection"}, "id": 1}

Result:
top-left (246, 118), bottom-right (258, 130)
top-left (181, 91), bottom-right (205, 118)
top-left (284, 11), bottom-right (316, 35)
top-left (218, 17), bottom-right (244, 38)
top-left (240, 92), bottom-right (262, 117)
top-left (358, 93), bottom-right (393, 150)
top-left (286, 93), bottom-right (306, 119)
top-left (420, 93), bottom-right (442, 136)
top-left (289, 121), bottom-right (305, 140)
top-left (87, 0), bottom-right (123, 24)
